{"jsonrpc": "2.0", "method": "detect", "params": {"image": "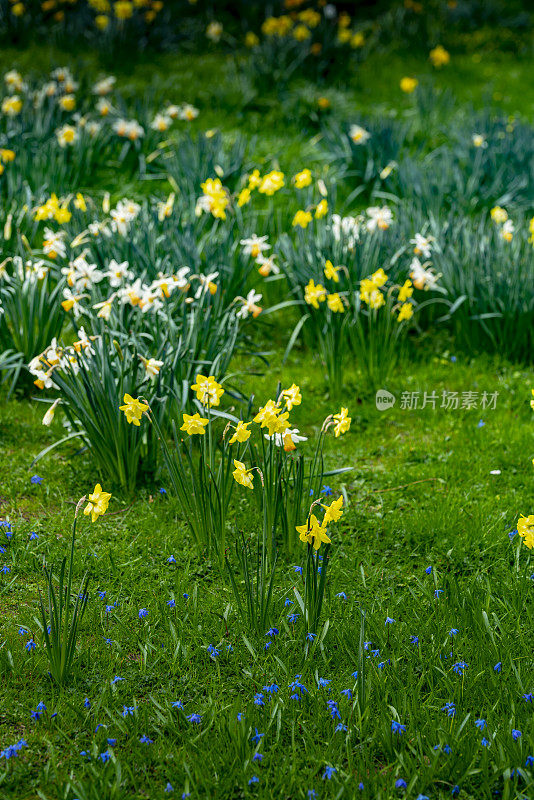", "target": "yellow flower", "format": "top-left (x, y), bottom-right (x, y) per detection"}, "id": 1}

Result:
top-left (332, 407), bottom-right (351, 437)
top-left (95, 14), bottom-right (110, 29)
top-left (429, 45), bottom-right (450, 67)
top-left (229, 421), bottom-right (251, 444)
top-left (119, 394), bottom-right (149, 426)
top-left (232, 459), bottom-right (254, 489)
top-left (293, 168), bottom-right (312, 189)
top-left (0, 149), bottom-right (15, 163)
top-left (398, 302), bottom-right (414, 322)
top-left (317, 96), bottom-right (330, 110)
top-left (327, 293), bottom-right (344, 313)
top-left (292, 210), bottom-right (313, 228)
top-left (296, 514), bottom-right (331, 550)
top-left (73, 192), bottom-right (87, 212)
top-left (190, 374), bottom-right (224, 407)
top-left (322, 496), bottom-right (343, 524)
top-left (371, 268), bottom-right (388, 287)
top-left (315, 199), bottom-right (328, 218)
top-left (490, 206), bottom-right (507, 224)
top-left (253, 399), bottom-right (278, 426)
top-left (83, 483), bottom-right (111, 523)
top-left (245, 31), bottom-right (259, 48)
top-left (351, 32), bottom-right (365, 48)
top-left (280, 383), bottom-right (302, 411)
top-left (517, 514), bottom-right (534, 549)
top-left (114, 0), bottom-right (133, 19)
top-left (59, 94), bottom-right (76, 112)
top-left (398, 279), bottom-right (413, 302)
top-left (180, 412), bottom-right (209, 435)
top-left (400, 77), bottom-right (418, 93)
top-left (324, 260), bottom-right (340, 283)
top-left (1, 95), bottom-right (22, 116)
top-left (12, 2), bottom-right (25, 15)
top-left (293, 23), bottom-right (311, 41)
top-left (304, 279), bottom-right (327, 309)
top-left (258, 170), bottom-right (284, 195)
top-left (237, 187), bottom-right (251, 207)
top-left (247, 169), bottom-right (261, 189)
